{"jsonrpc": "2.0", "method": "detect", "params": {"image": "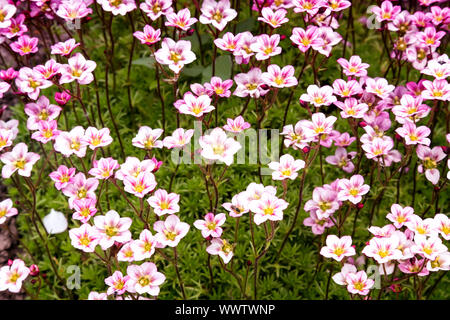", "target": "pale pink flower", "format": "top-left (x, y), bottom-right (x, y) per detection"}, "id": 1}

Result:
top-left (24, 96), bottom-right (61, 131)
top-left (328, 0), bottom-right (351, 12)
top-left (54, 126), bottom-right (88, 158)
top-left (433, 214), bottom-right (450, 240)
top-left (34, 59), bottom-right (61, 80)
top-left (362, 236), bottom-right (403, 264)
top-left (0, 129), bottom-right (14, 152)
top-left (51, 39), bottom-right (80, 56)
top-left (345, 271), bottom-right (374, 296)
top-left (315, 26), bottom-right (342, 57)
top-left (15, 67), bottom-right (52, 100)
top-left (105, 271), bottom-right (130, 296)
top-left (368, 224), bottom-right (396, 238)
top-left (163, 128), bottom-right (194, 149)
top-left (290, 26), bottom-right (323, 53)
top-left (84, 127), bottom-right (113, 150)
top-left (233, 68), bottom-right (269, 98)
top-left (386, 204), bottom-right (414, 229)
top-left (233, 32), bottom-right (255, 63)
top-left (337, 175), bottom-right (370, 204)
top-left (0, 259), bottom-right (29, 293)
top-left (427, 253), bottom-right (450, 272)
top-left (123, 172), bottom-right (157, 198)
top-left (147, 189), bottom-right (180, 216)
top-left (165, 8), bottom-right (197, 31)
top-left (362, 137), bottom-right (394, 160)
top-left (258, 8), bottom-right (288, 28)
top-left (332, 79), bottom-right (363, 98)
top-left (293, 0), bottom-right (324, 15)
top-left (0, 2), bottom-right (16, 29)
top-left (303, 211), bottom-right (334, 235)
top-left (115, 157), bottom-right (155, 181)
top-left (405, 215), bottom-right (437, 237)
top-left (337, 55), bottom-right (370, 77)
top-left (49, 165), bottom-right (76, 190)
top-left (206, 238), bottom-right (234, 264)
top-left (0, 199), bottom-right (18, 225)
top-left (89, 157), bottom-right (119, 179)
top-left (302, 112), bottom-right (337, 137)
top-left (155, 38), bottom-right (196, 74)
top-left (72, 198), bottom-right (97, 223)
top-left (62, 172), bottom-right (98, 208)
top-left (56, 0), bottom-right (92, 21)
top-left (371, 0), bottom-right (401, 22)
top-left (59, 53), bottom-right (96, 85)
top-left (244, 183), bottom-right (277, 203)
top-left (31, 120), bottom-right (60, 144)
top-left (87, 292), bottom-right (108, 300)
top-left (133, 25), bottom-right (161, 45)
top-left (204, 77), bottom-right (233, 97)
top-left (69, 223), bottom-right (101, 253)
top-left (280, 121), bottom-right (313, 150)
top-left (132, 126), bottom-right (163, 150)
top-left (118, 242), bottom-right (135, 262)
top-left (199, 0), bottom-right (237, 31)
top-left (131, 229), bottom-right (156, 261)
top-left (223, 116), bottom-right (251, 133)
top-left (222, 192), bottom-right (249, 218)
top-left (335, 98), bottom-right (368, 119)
top-left (333, 132), bottom-right (356, 147)
top-left (249, 193), bottom-right (288, 225)
top-left (140, 0), bottom-right (173, 21)
top-left (332, 263), bottom-right (357, 286)
top-left (411, 235), bottom-right (448, 260)
top-left (10, 35), bottom-right (38, 56)
top-left (194, 212), bottom-right (226, 238)
top-left (268, 154), bottom-right (305, 181)
top-left (422, 59), bottom-right (450, 80)
top-left (395, 122), bottom-right (431, 146)
top-left (97, 0), bottom-right (136, 15)
top-left (126, 262), bottom-right (165, 296)
top-left (94, 210), bottom-right (132, 250)
top-left (0, 81), bottom-right (10, 99)
top-left (421, 79), bottom-right (450, 101)
top-left (250, 34), bottom-right (282, 60)
top-left (214, 32), bottom-right (242, 52)
top-left (365, 77), bottom-right (395, 99)
top-left (325, 147), bottom-right (356, 173)
top-left (392, 94), bottom-right (431, 124)
top-left (153, 214), bottom-right (190, 247)
top-left (320, 235), bottom-right (355, 262)
top-left (304, 187), bottom-right (340, 219)
top-left (0, 143), bottom-right (40, 179)
top-left (199, 127), bottom-right (241, 166)
top-left (261, 64), bottom-right (297, 88)
top-left (416, 145), bottom-right (446, 185)
top-left (416, 26), bottom-right (446, 48)
top-left (177, 93), bottom-right (214, 118)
